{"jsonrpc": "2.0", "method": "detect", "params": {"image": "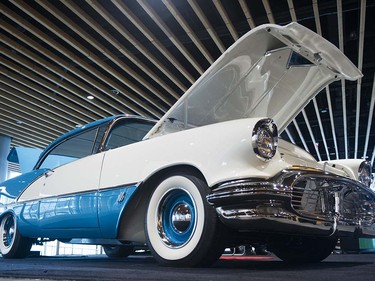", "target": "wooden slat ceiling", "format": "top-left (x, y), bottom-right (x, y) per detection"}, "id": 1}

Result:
top-left (0, 0), bottom-right (374, 171)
